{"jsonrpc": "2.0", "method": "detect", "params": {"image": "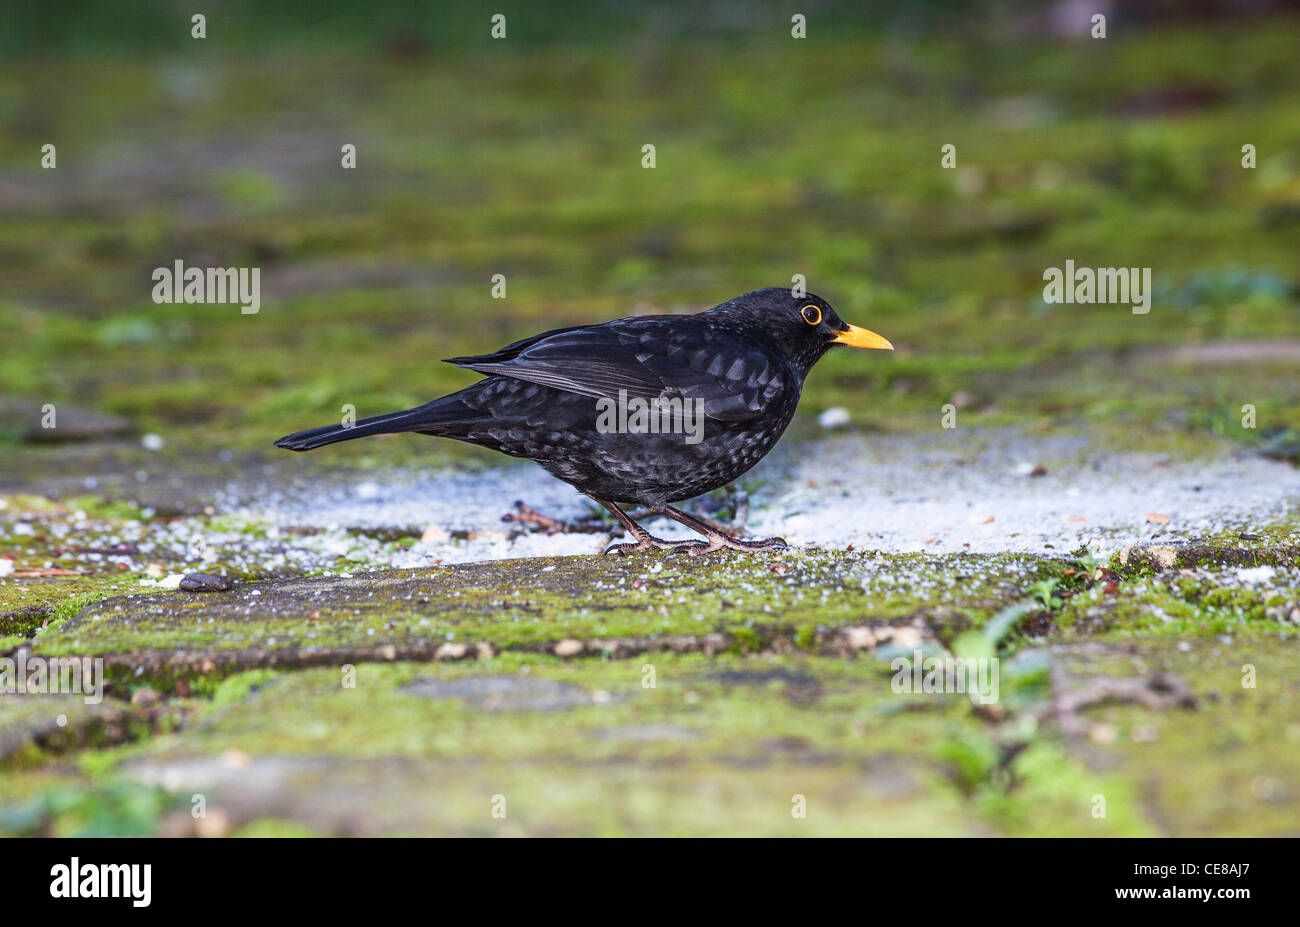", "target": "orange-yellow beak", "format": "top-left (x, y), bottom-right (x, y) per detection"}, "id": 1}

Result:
top-left (832, 324), bottom-right (894, 350)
